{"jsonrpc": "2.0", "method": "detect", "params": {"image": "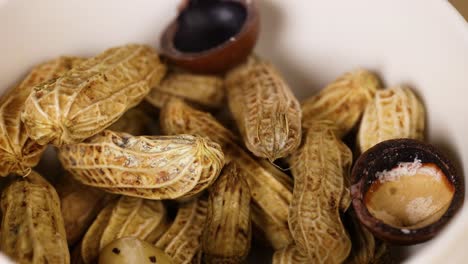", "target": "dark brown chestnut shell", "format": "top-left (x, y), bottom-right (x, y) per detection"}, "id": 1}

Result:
top-left (350, 138), bottom-right (464, 245)
top-left (160, 0), bottom-right (260, 74)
